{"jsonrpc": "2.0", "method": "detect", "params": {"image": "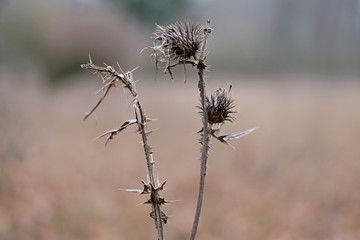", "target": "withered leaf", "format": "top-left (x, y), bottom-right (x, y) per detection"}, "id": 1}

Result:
top-left (84, 84), bottom-right (112, 121)
top-left (119, 188), bottom-right (144, 194)
top-left (213, 127), bottom-right (258, 144)
top-left (94, 119), bottom-right (138, 145)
